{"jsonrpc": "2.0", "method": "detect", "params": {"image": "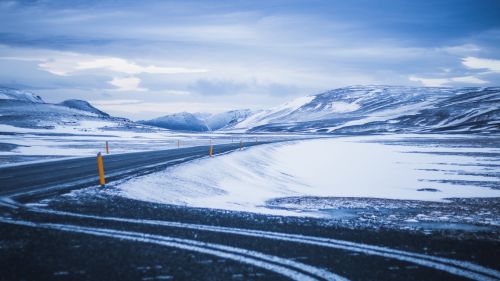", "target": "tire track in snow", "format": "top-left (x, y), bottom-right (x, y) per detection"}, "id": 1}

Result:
top-left (32, 208), bottom-right (500, 281)
top-left (0, 217), bottom-right (348, 281)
